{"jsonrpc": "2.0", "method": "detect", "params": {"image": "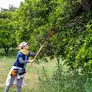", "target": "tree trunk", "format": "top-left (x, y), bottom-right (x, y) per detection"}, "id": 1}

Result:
top-left (2, 44), bottom-right (9, 54)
